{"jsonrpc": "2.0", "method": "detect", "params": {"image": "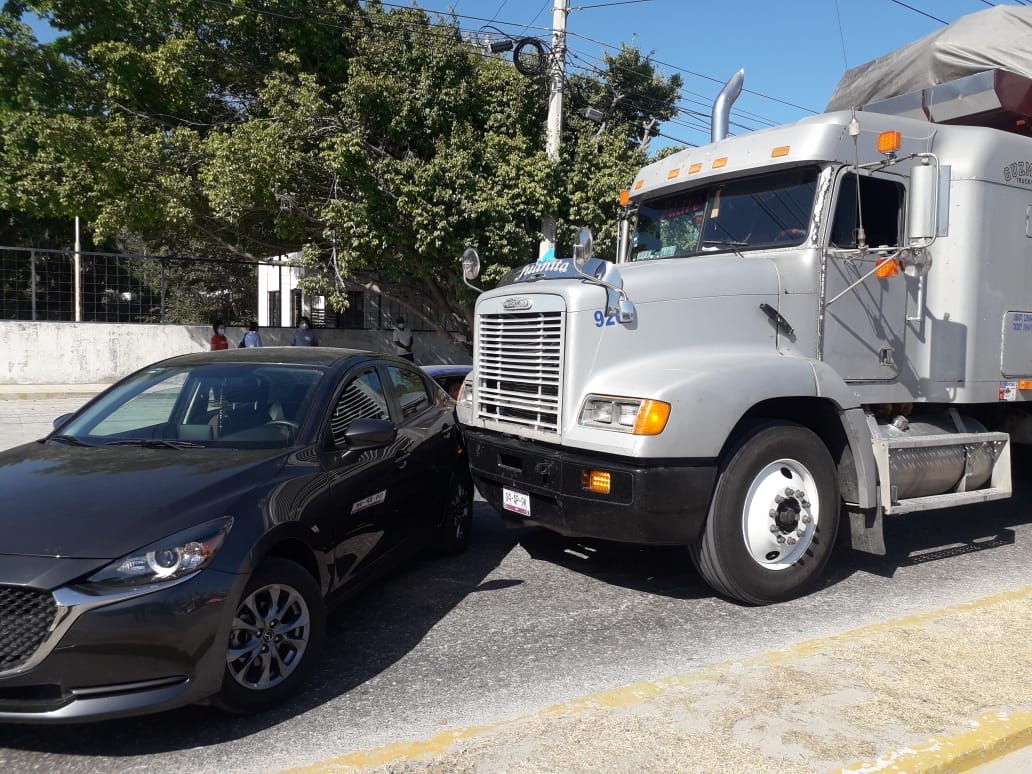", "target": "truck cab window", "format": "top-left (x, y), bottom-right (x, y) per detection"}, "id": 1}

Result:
top-left (830, 174), bottom-right (904, 249)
